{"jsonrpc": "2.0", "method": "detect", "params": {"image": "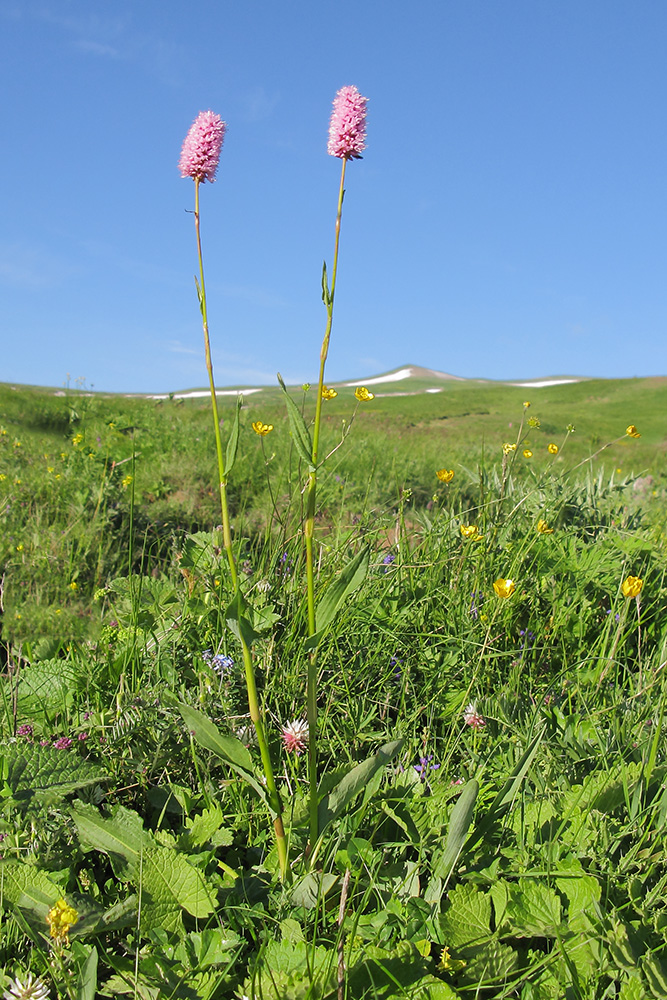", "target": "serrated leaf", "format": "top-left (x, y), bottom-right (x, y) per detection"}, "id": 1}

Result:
top-left (224, 395), bottom-right (242, 480)
top-left (503, 881), bottom-right (561, 938)
top-left (71, 802), bottom-right (149, 864)
top-left (277, 373), bottom-right (314, 469)
top-left (5, 659), bottom-right (77, 718)
top-left (315, 547), bottom-right (370, 634)
top-left (0, 861), bottom-right (62, 918)
top-left (461, 938), bottom-right (519, 986)
top-left (141, 846), bottom-right (214, 920)
top-left (440, 883), bottom-right (492, 950)
top-left (5, 743), bottom-right (109, 802)
top-left (184, 804), bottom-right (226, 847)
top-left (317, 739), bottom-right (404, 838)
